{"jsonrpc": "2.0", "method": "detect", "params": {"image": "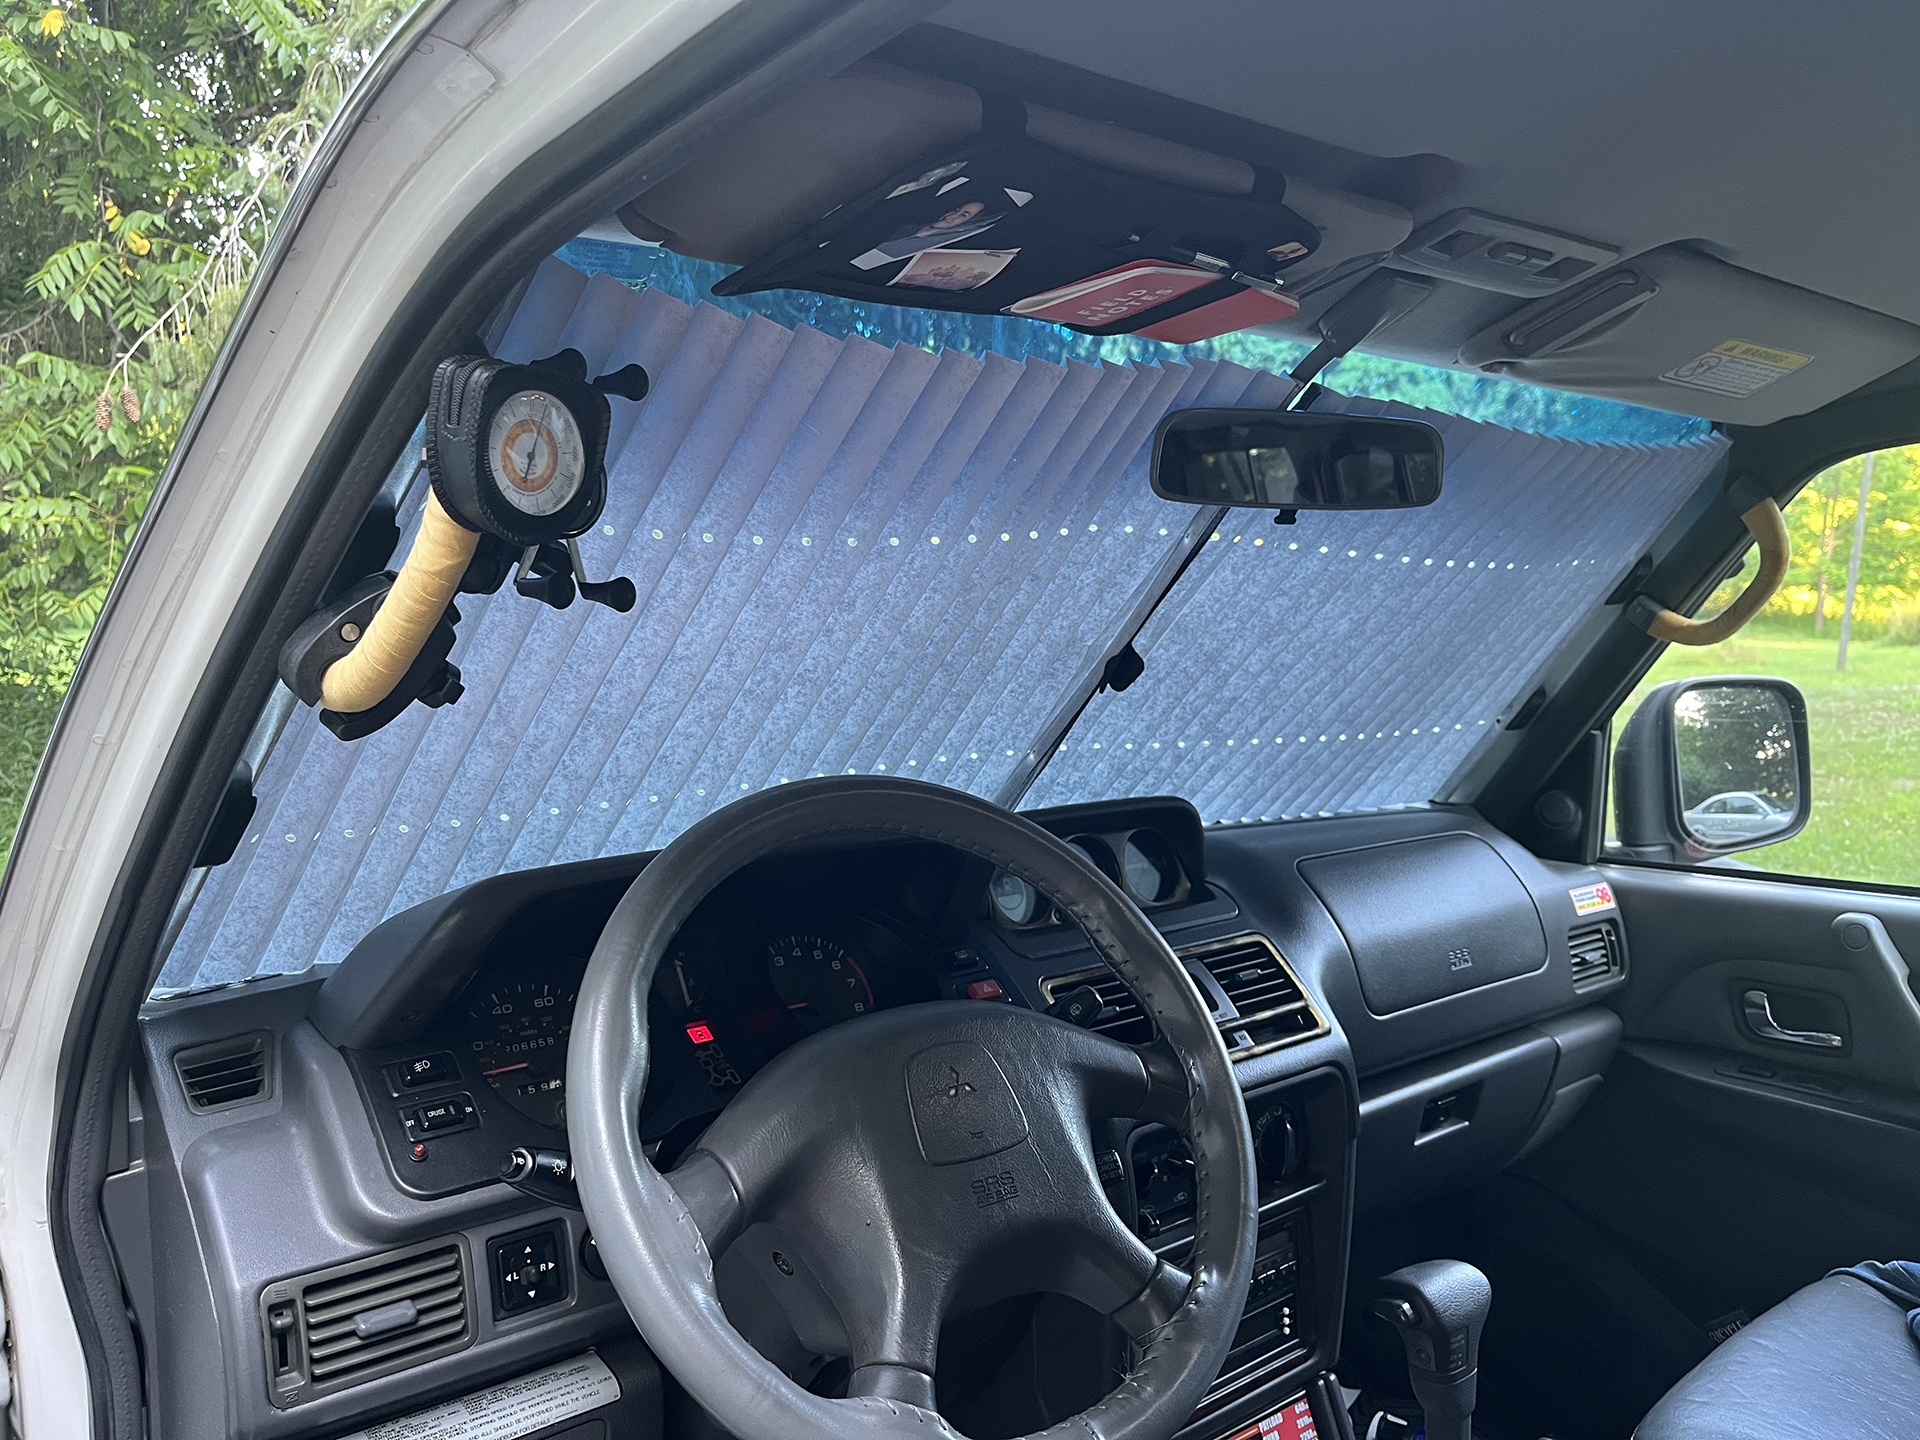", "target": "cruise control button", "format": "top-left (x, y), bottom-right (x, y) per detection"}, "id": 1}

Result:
top-left (409, 1093), bottom-right (475, 1134)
